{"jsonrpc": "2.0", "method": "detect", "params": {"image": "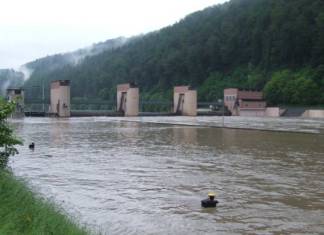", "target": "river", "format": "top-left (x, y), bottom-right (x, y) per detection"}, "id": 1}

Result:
top-left (9, 117), bottom-right (324, 234)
